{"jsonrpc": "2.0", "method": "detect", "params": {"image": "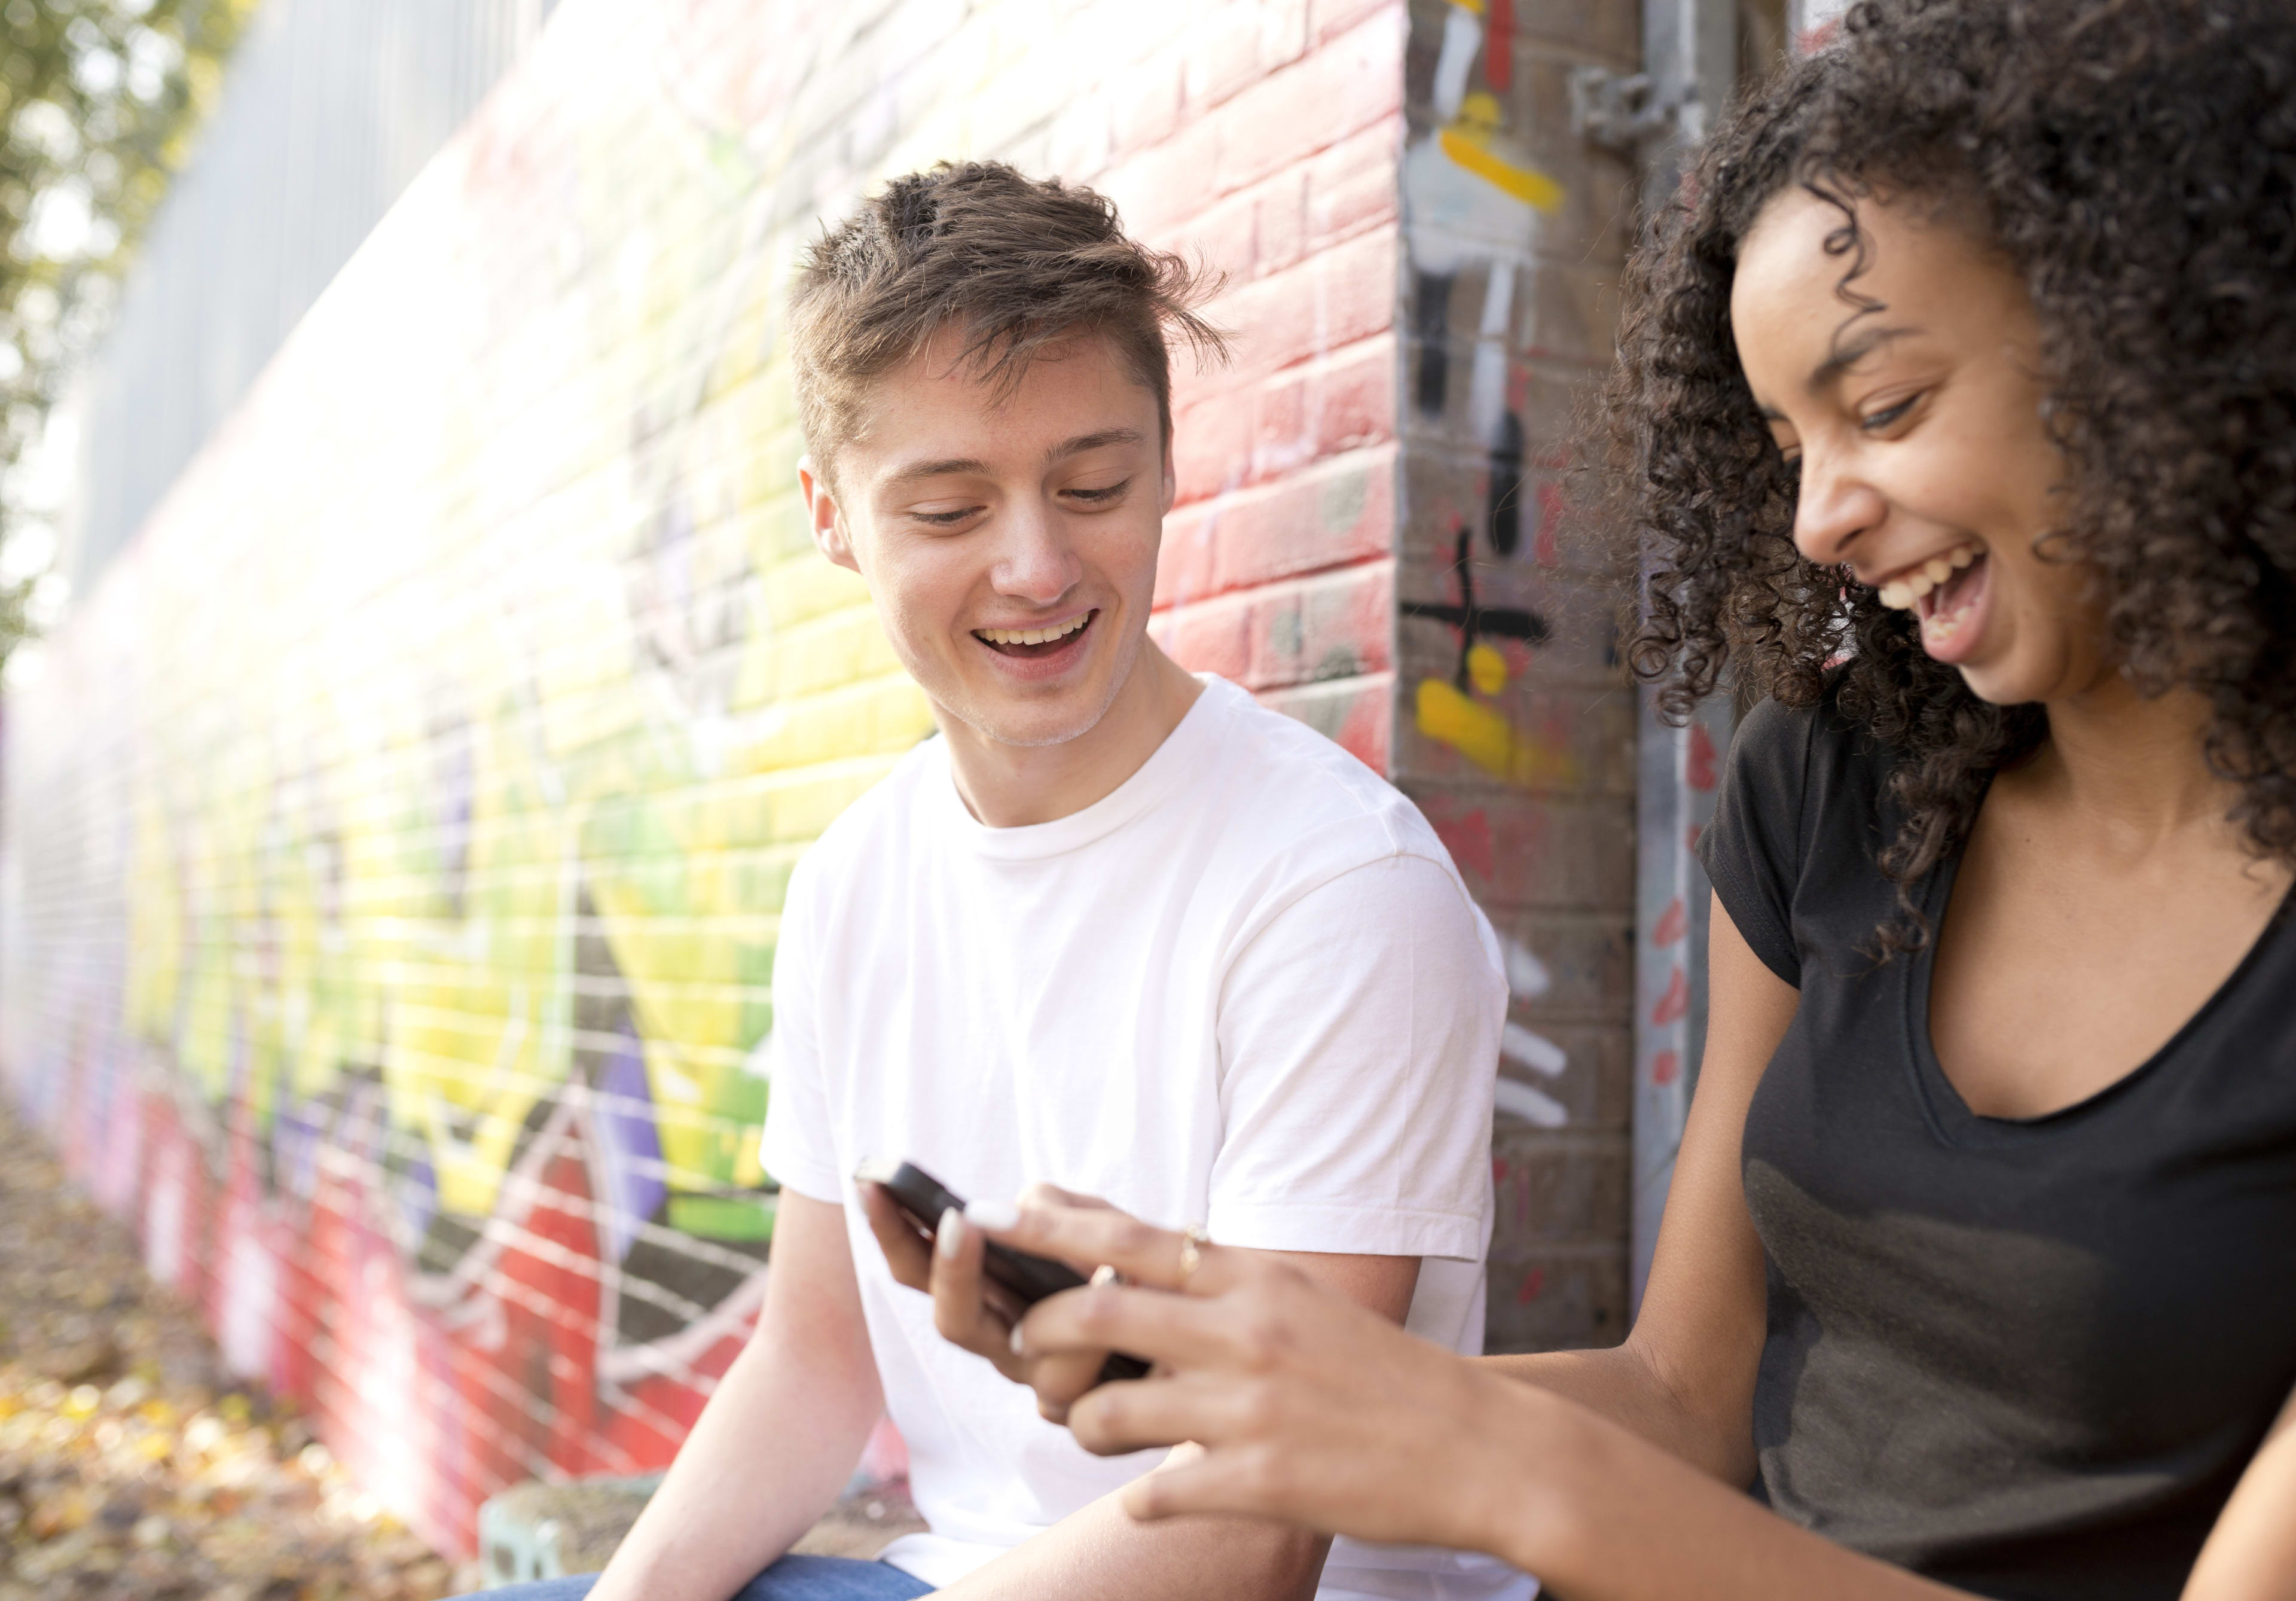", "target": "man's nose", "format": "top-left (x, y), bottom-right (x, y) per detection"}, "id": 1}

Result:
top-left (1791, 449), bottom-right (1888, 569)
top-left (990, 501), bottom-right (1083, 603)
